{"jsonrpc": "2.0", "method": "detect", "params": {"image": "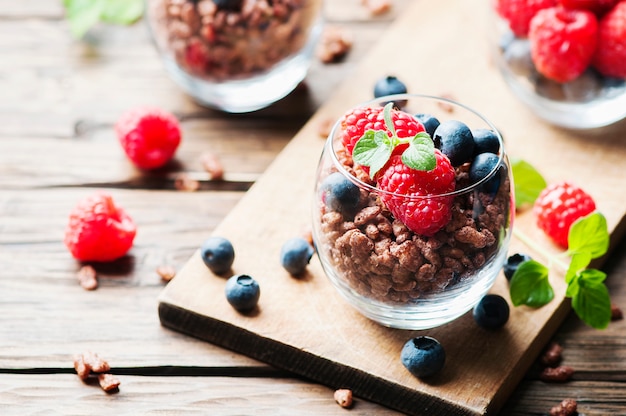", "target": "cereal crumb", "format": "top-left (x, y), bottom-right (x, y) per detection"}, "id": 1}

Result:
top-left (98, 373), bottom-right (121, 393)
top-left (77, 265), bottom-right (98, 291)
top-left (540, 365), bottom-right (574, 383)
top-left (174, 173), bottom-right (200, 192)
top-left (362, 0), bottom-right (392, 16)
top-left (549, 399), bottom-right (578, 416)
top-left (334, 388), bottom-right (353, 408)
top-left (611, 303), bottom-right (623, 320)
top-left (540, 341), bottom-right (563, 367)
top-left (317, 26), bottom-right (353, 63)
top-left (200, 151), bottom-right (224, 181)
top-left (437, 93), bottom-right (457, 113)
top-left (317, 116), bottom-right (335, 139)
top-left (157, 265), bottom-right (177, 282)
top-left (74, 351), bottom-right (111, 380)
